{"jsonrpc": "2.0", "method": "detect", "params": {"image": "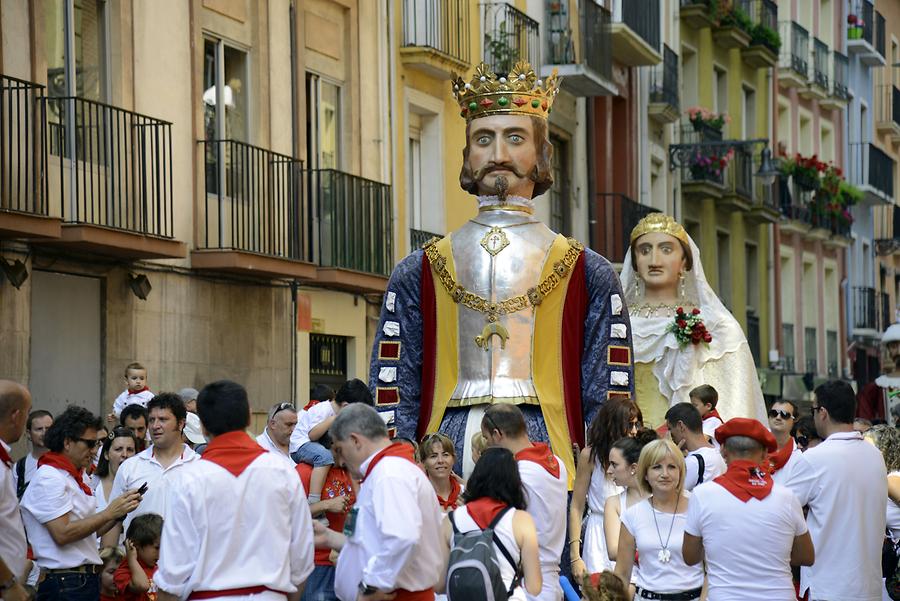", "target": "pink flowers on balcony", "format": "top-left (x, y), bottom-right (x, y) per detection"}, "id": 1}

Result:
top-left (686, 106), bottom-right (731, 132)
